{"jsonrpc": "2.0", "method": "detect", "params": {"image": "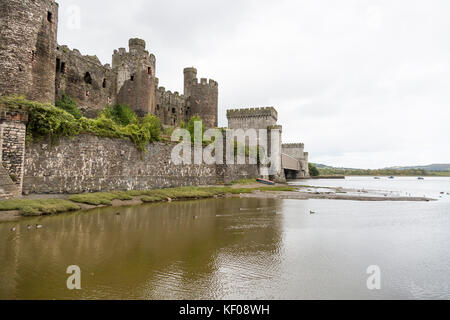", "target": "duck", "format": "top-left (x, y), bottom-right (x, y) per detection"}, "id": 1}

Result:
top-left (116, 212), bottom-right (121, 216)
top-left (27, 225), bottom-right (32, 230)
top-left (35, 224), bottom-right (43, 229)
top-left (310, 210), bottom-right (316, 215)
top-left (10, 227), bottom-right (17, 232)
